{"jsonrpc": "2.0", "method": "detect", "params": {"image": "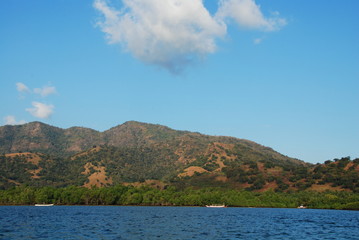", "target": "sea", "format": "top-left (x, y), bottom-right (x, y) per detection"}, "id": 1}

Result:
top-left (0, 206), bottom-right (358, 239)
